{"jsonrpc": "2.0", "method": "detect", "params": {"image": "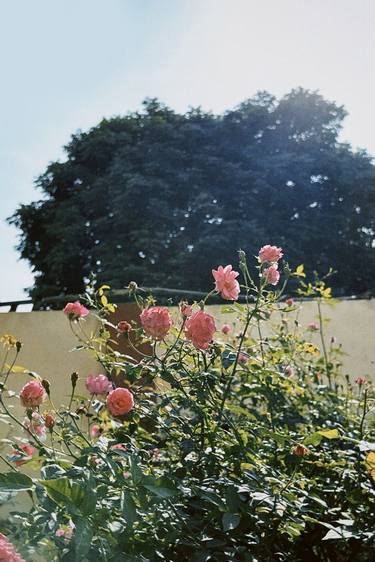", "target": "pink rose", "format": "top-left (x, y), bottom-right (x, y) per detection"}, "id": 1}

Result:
top-left (117, 320), bottom-right (131, 333)
top-left (63, 301), bottom-right (89, 320)
top-left (285, 298), bottom-right (294, 306)
top-left (86, 374), bottom-right (113, 395)
top-left (10, 443), bottom-right (35, 467)
top-left (184, 310), bottom-right (216, 350)
top-left (285, 366), bottom-right (295, 378)
top-left (180, 303), bottom-right (193, 318)
top-left (107, 387), bottom-right (134, 416)
top-left (23, 412), bottom-right (46, 440)
top-left (221, 324), bottom-right (231, 335)
top-left (212, 265), bottom-right (240, 300)
top-left (0, 533), bottom-right (26, 562)
top-left (258, 245), bottom-right (283, 264)
top-left (263, 264), bottom-right (280, 286)
top-left (140, 306), bottom-right (173, 340)
top-left (19, 380), bottom-right (46, 408)
top-left (307, 322), bottom-right (319, 331)
top-left (238, 352), bottom-right (249, 365)
top-left (90, 424), bottom-right (101, 438)
top-left (112, 443), bottom-right (127, 452)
